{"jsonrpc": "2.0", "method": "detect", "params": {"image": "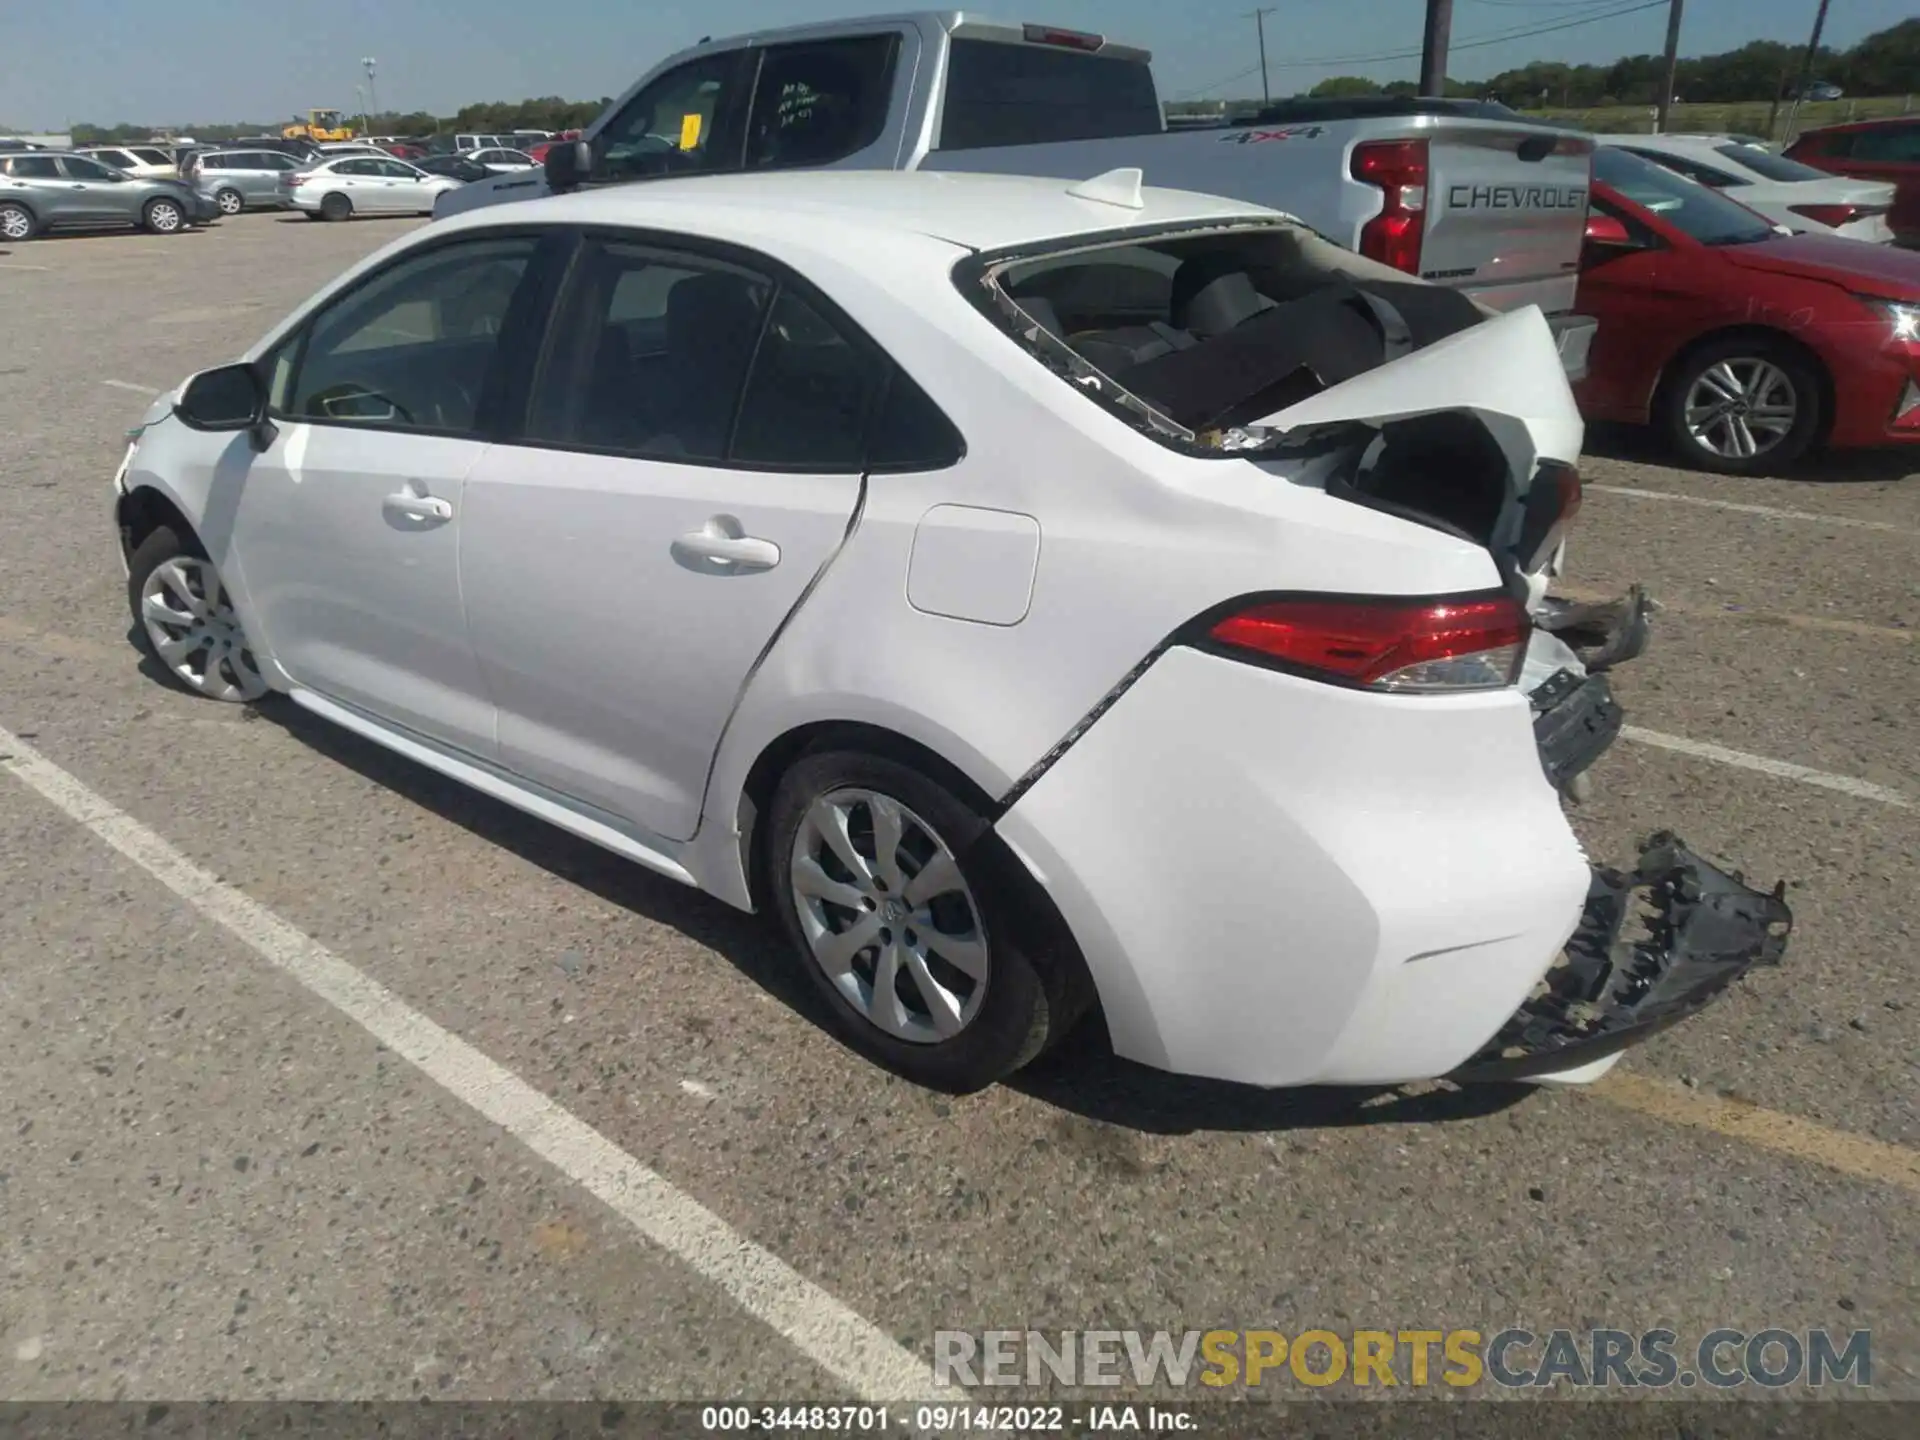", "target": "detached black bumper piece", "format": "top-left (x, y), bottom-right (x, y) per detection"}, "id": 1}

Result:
top-left (1536, 583), bottom-right (1653, 674)
top-left (1531, 667), bottom-right (1622, 791)
top-left (1454, 834), bottom-right (1792, 1083)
